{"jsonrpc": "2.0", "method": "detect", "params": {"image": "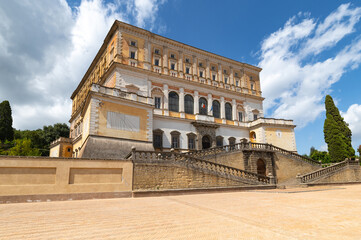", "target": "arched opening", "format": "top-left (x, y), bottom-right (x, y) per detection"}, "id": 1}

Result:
top-left (249, 131), bottom-right (256, 143)
top-left (199, 97), bottom-right (208, 115)
top-left (169, 91), bottom-right (179, 112)
top-left (212, 100), bottom-right (220, 118)
top-left (225, 102), bottom-right (232, 120)
top-left (202, 135), bottom-right (211, 149)
top-left (184, 94), bottom-right (194, 114)
top-left (257, 159), bottom-right (266, 176)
